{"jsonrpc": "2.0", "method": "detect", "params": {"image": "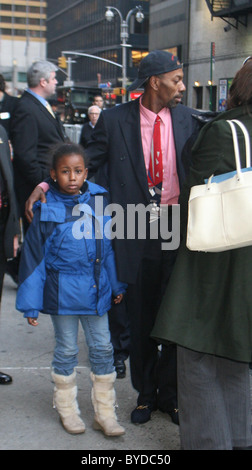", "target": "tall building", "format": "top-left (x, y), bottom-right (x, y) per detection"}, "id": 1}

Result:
top-left (46, 0), bottom-right (149, 90)
top-left (149, 0), bottom-right (190, 102)
top-left (0, 0), bottom-right (47, 94)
